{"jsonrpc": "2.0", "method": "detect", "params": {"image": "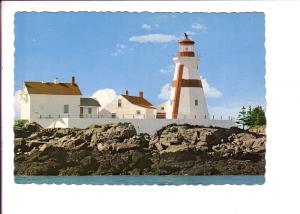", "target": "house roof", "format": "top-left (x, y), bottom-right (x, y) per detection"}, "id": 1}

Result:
top-left (24, 81), bottom-right (82, 95)
top-left (80, 98), bottom-right (101, 107)
top-left (121, 94), bottom-right (156, 109)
